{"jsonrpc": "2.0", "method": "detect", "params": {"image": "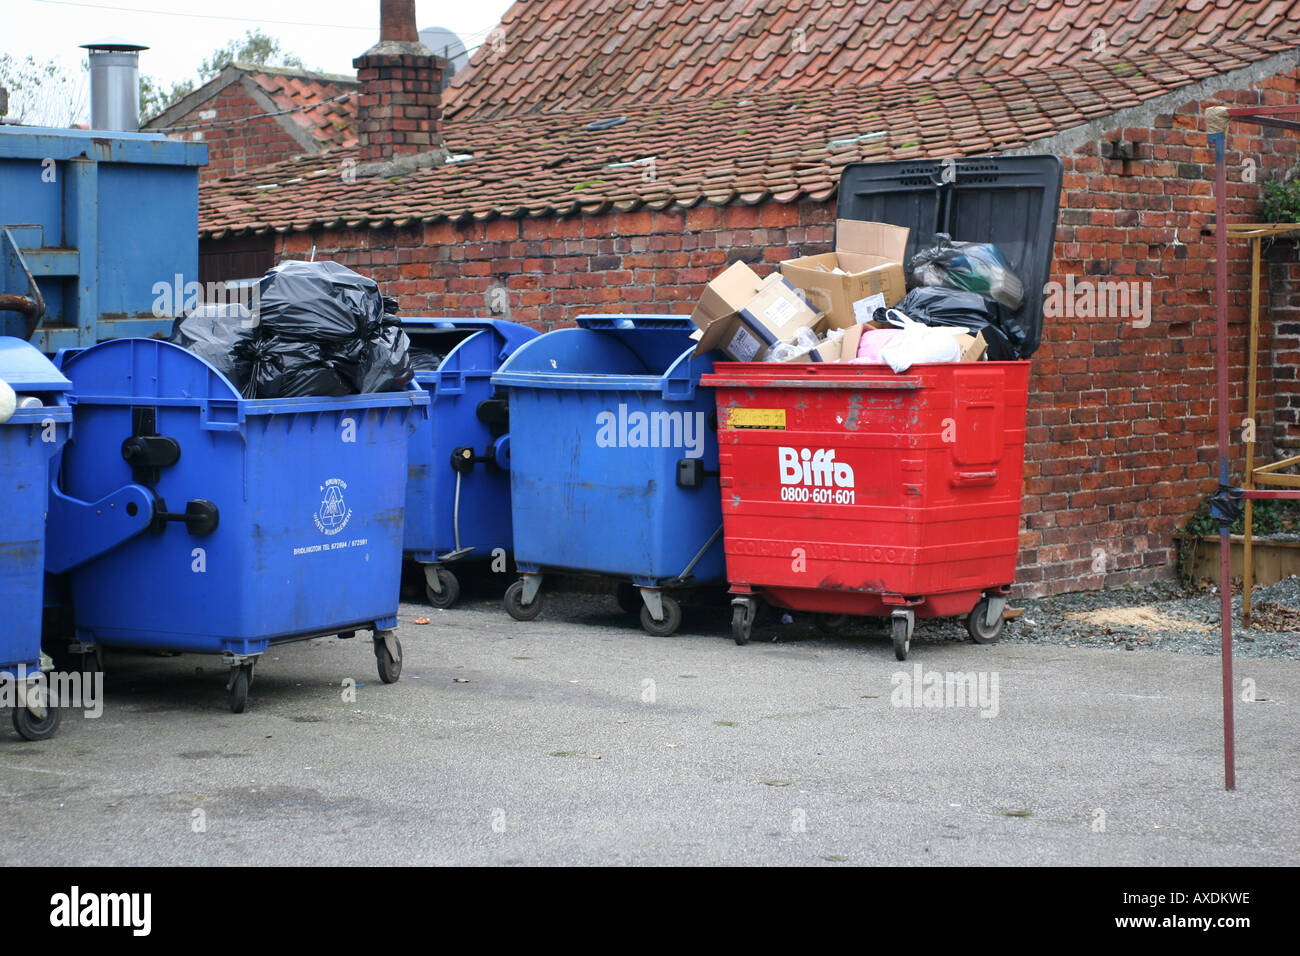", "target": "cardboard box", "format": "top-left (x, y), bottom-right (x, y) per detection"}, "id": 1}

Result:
top-left (838, 325), bottom-right (987, 364)
top-left (690, 262), bottom-right (823, 360)
top-left (779, 219), bottom-right (909, 329)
